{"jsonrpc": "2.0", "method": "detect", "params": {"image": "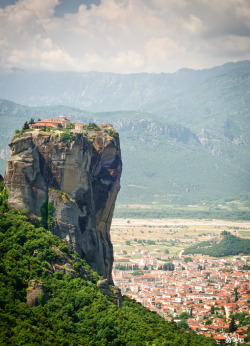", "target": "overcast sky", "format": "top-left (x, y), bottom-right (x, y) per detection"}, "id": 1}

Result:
top-left (0, 0), bottom-right (250, 73)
